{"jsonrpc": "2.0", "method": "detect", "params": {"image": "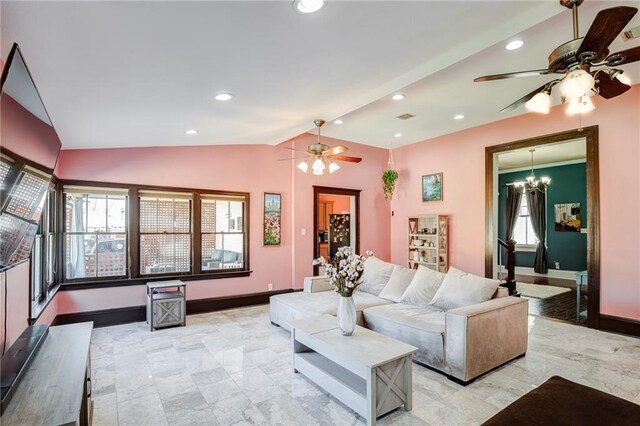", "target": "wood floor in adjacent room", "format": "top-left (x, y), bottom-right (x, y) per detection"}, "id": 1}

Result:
top-left (516, 274), bottom-right (587, 325)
